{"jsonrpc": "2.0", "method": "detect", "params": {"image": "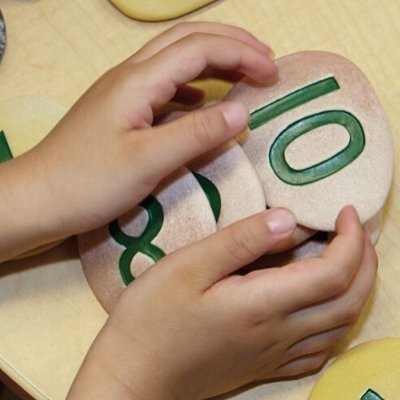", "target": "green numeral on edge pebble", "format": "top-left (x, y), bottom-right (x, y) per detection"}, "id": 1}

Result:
top-left (361, 388), bottom-right (384, 400)
top-left (0, 131), bottom-right (13, 162)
